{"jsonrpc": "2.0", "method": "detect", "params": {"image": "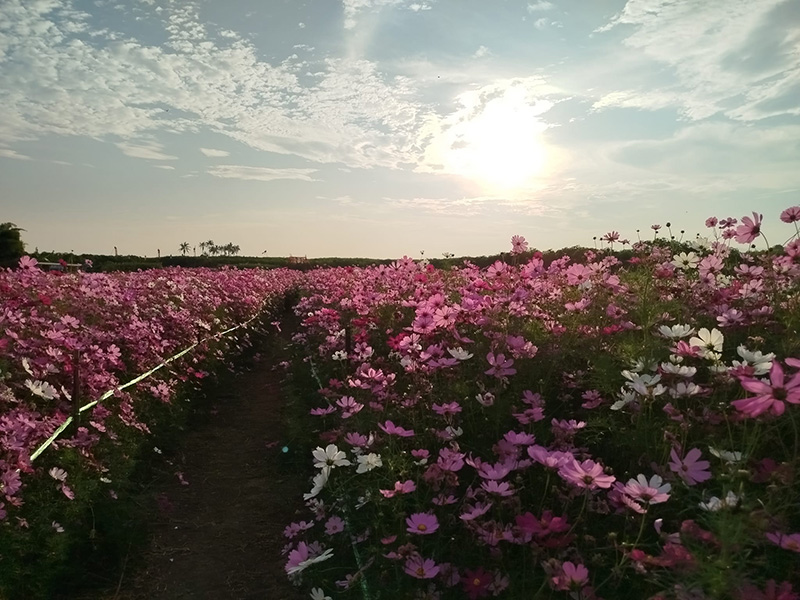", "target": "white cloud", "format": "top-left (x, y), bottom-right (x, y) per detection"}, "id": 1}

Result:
top-left (594, 0), bottom-right (799, 121)
top-left (473, 45), bottom-right (490, 58)
top-left (199, 147), bottom-right (230, 157)
top-left (0, 0), bottom-right (433, 170)
top-left (116, 141), bottom-right (178, 161)
top-left (342, 0), bottom-right (432, 29)
top-left (0, 148), bottom-right (32, 160)
top-left (153, 164), bottom-right (175, 169)
top-left (533, 17), bottom-right (548, 29)
top-left (527, 1), bottom-right (554, 11)
top-left (206, 165), bottom-right (318, 182)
